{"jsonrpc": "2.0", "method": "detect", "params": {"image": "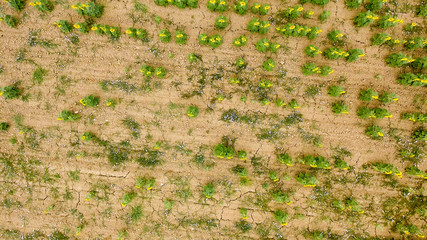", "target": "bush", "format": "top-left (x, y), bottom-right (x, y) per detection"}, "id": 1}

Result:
top-left (215, 15), bottom-right (228, 29)
top-left (255, 38), bottom-right (270, 52)
top-left (251, 3), bottom-right (270, 15)
top-left (208, 34), bottom-right (223, 48)
top-left (401, 112), bottom-right (426, 123)
top-left (328, 85), bottom-right (345, 97)
top-left (175, 30), bottom-right (188, 45)
top-left (365, 125), bottom-right (384, 140)
top-left (378, 92), bottom-right (398, 103)
top-left (365, 0), bottom-right (383, 11)
top-left (371, 33), bottom-right (391, 45)
top-left (263, 58), bottom-right (276, 71)
top-left (282, 5), bottom-right (304, 20)
top-left (296, 172), bottom-right (318, 187)
top-left (357, 107), bottom-right (375, 119)
top-left (412, 57), bottom-right (427, 70)
top-left (0, 15), bottom-right (18, 28)
top-left (359, 88), bottom-right (378, 101)
top-left (186, 106), bottom-right (199, 118)
top-left (74, 22), bottom-right (90, 33)
top-left (125, 28), bottom-right (149, 42)
top-left (7, 0), bottom-right (25, 12)
top-left (318, 10), bottom-right (331, 22)
top-left (345, 0), bottom-right (363, 9)
top-left (159, 30), bottom-right (171, 43)
top-left (404, 37), bottom-right (426, 50)
top-left (302, 155), bottom-right (331, 169)
top-left (80, 94), bottom-right (99, 107)
top-left (29, 0), bottom-right (53, 12)
top-left (406, 166), bottom-right (427, 179)
top-left (55, 20), bottom-right (73, 33)
top-left (72, 2), bottom-right (104, 18)
top-left (371, 162), bottom-right (401, 176)
top-left (327, 30), bottom-right (345, 42)
top-left (385, 53), bottom-right (414, 67)
top-left (237, 150), bottom-right (247, 160)
top-left (323, 47), bottom-right (348, 60)
top-left (372, 108), bottom-right (392, 118)
top-left (302, 62), bottom-right (319, 75)
top-left (331, 101), bottom-right (349, 114)
top-left (353, 11), bottom-right (378, 27)
top-left (0, 85), bottom-right (20, 99)
top-left (234, 0), bottom-right (248, 15)
top-left (304, 45), bottom-right (322, 57)
top-left (57, 110), bottom-right (81, 122)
